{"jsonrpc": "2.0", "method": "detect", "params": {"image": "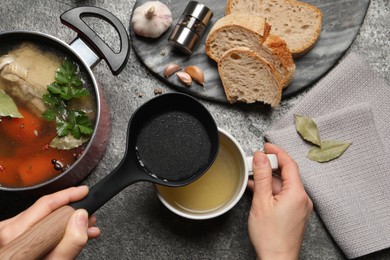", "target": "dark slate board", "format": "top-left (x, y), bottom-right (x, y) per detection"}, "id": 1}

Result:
top-left (130, 0), bottom-right (370, 102)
